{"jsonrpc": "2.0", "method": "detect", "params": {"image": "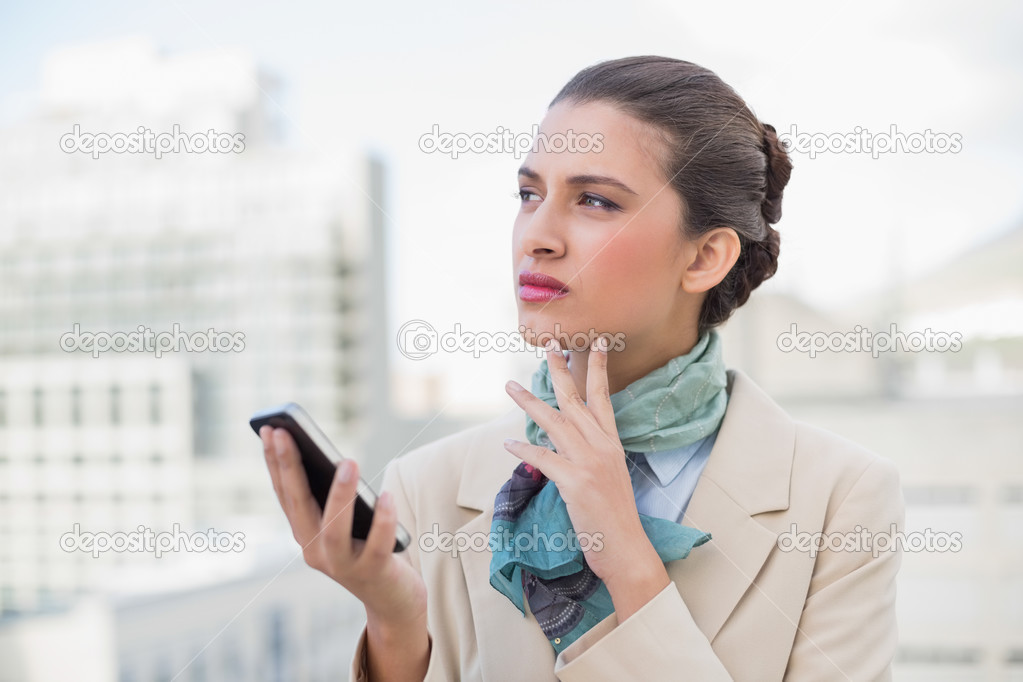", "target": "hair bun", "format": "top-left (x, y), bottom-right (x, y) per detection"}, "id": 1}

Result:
top-left (760, 123), bottom-right (793, 225)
